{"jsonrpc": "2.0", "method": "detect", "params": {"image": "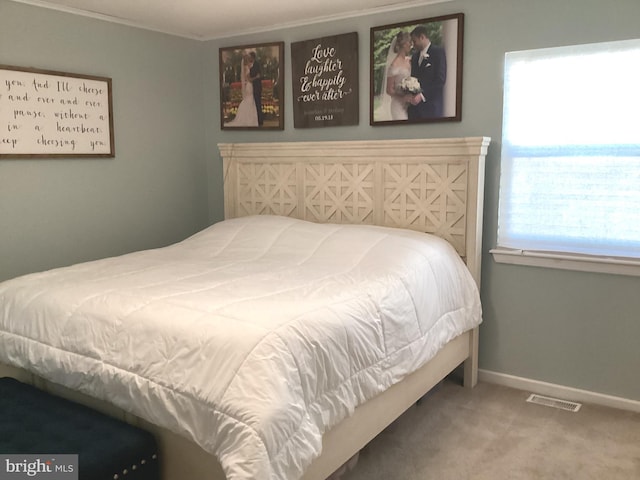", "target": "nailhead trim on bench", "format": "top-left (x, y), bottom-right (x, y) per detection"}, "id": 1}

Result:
top-left (113, 454), bottom-right (157, 479)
